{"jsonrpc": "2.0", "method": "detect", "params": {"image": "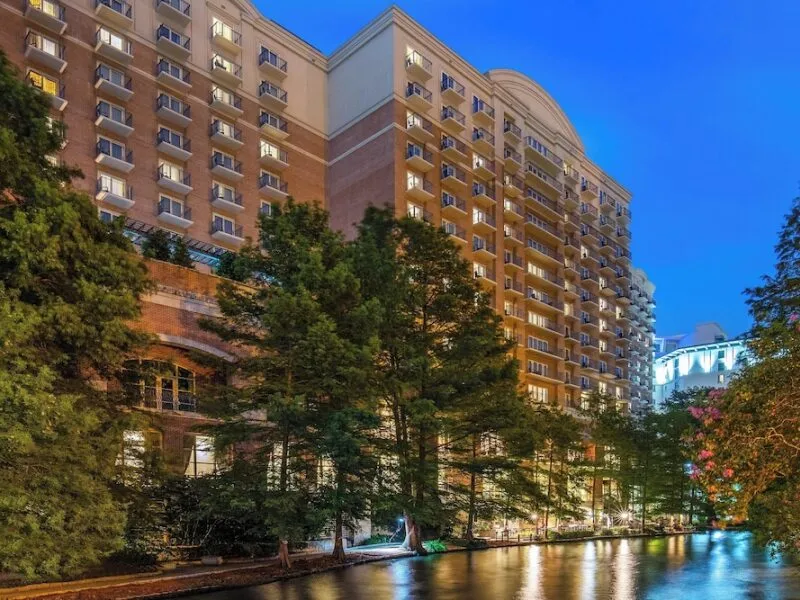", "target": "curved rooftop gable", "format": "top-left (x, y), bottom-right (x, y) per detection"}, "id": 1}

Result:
top-left (488, 69), bottom-right (583, 152)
